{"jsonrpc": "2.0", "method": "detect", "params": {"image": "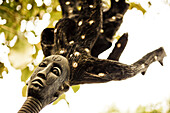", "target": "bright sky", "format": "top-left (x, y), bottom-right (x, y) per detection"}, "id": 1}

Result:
top-left (0, 0), bottom-right (170, 113)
